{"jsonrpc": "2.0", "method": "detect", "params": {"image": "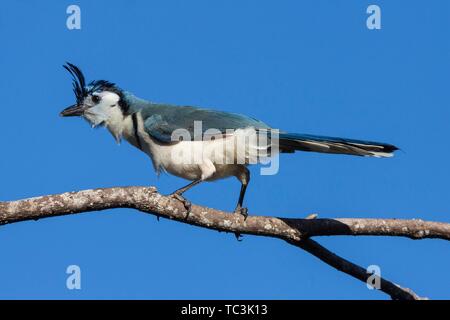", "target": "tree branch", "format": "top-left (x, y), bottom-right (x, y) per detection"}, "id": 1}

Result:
top-left (291, 239), bottom-right (424, 300)
top-left (1, 186), bottom-right (443, 299)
